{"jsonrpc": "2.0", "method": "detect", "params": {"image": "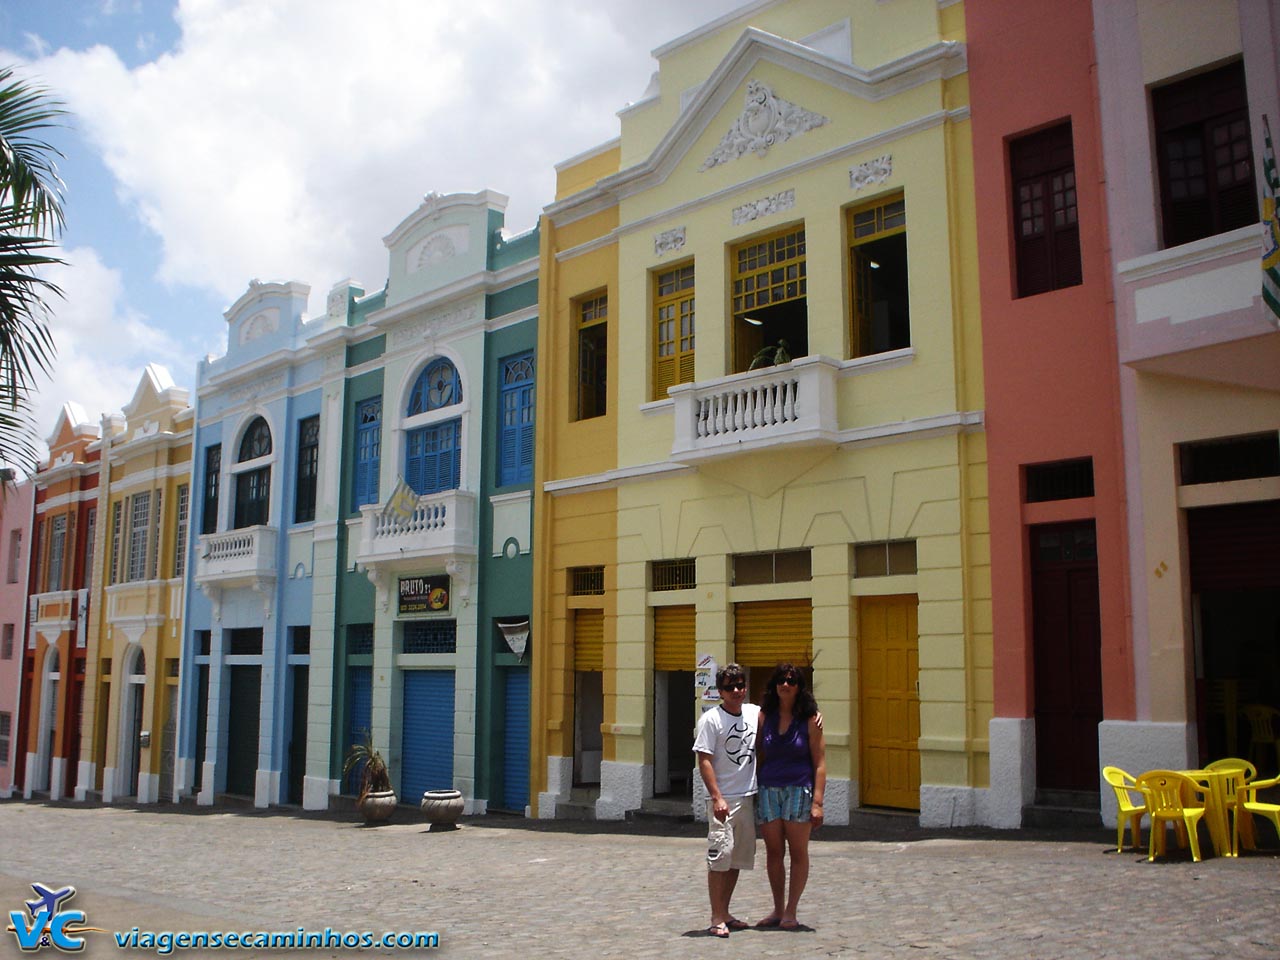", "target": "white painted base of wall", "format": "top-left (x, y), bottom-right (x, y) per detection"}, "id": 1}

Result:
top-left (596, 761), bottom-right (645, 820)
top-left (823, 778), bottom-right (851, 825)
top-left (302, 775), bottom-right (333, 811)
top-left (1098, 720), bottom-right (1194, 828)
top-left (985, 717), bottom-right (1036, 828)
top-left (537, 755), bottom-right (572, 819)
top-left (0, 785), bottom-right (11, 799)
top-left (101, 766), bottom-right (117, 803)
top-left (74, 761), bottom-right (97, 801)
top-left (173, 758), bottom-right (194, 801)
top-left (137, 772), bottom-right (160, 804)
top-left (23, 752), bottom-right (35, 798)
top-left (920, 784), bottom-right (998, 828)
top-left (255, 769), bottom-right (277, 808)
top-left (197, 762), bottom-right (217, 805)
top-left (50, 757), bottom-right (66, 801)
top-left (465, 798), bottom-right (487, 815)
